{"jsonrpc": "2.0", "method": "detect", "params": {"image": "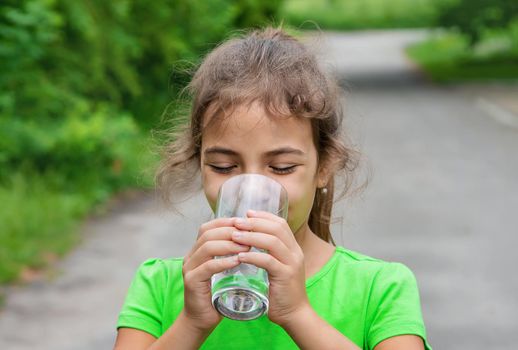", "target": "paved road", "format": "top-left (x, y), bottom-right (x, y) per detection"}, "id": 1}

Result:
top-left (323, 31), bottom-right (518, 349)
top-left (1, 30), bottom-right (517, 350)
